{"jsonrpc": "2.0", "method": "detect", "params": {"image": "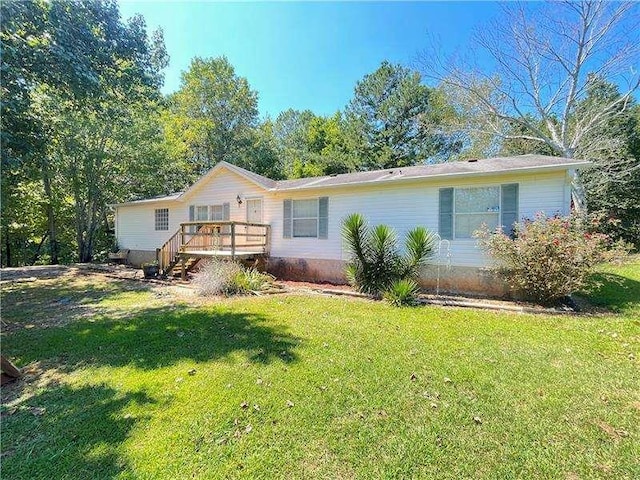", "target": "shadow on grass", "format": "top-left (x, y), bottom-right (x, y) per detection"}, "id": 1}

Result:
top-left (1, 274), bottom-right (153, 331)
top-left (5, 305), bottom-right (301, 371)
top-left (1, 384), bottom-right (155, 480)
top-left (582, 272), bottom-right (640, 314)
